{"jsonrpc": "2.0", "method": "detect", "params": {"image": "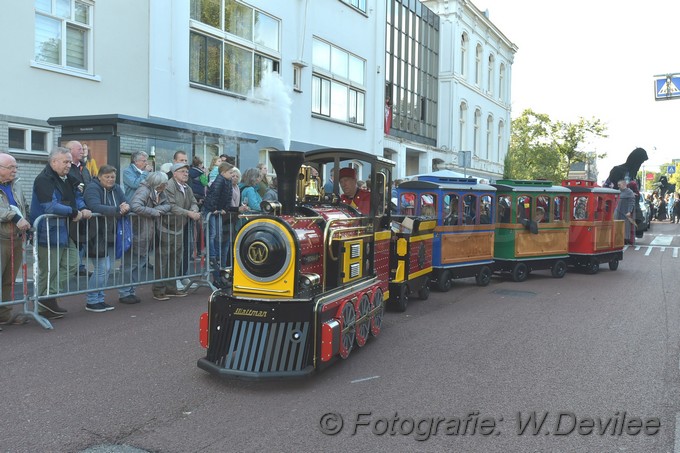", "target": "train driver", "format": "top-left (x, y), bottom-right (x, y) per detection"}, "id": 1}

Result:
top-left (339, 167), bottom-right (371, 215)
